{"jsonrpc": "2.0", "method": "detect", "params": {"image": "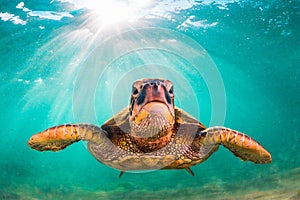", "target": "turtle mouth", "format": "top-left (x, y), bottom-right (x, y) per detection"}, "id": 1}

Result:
top-left (132, 101), bottom-right (174, 124)
top-left (140, 100), bottom-right (171, 112)
top-left (139, 100), bottom-right (171, 116)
